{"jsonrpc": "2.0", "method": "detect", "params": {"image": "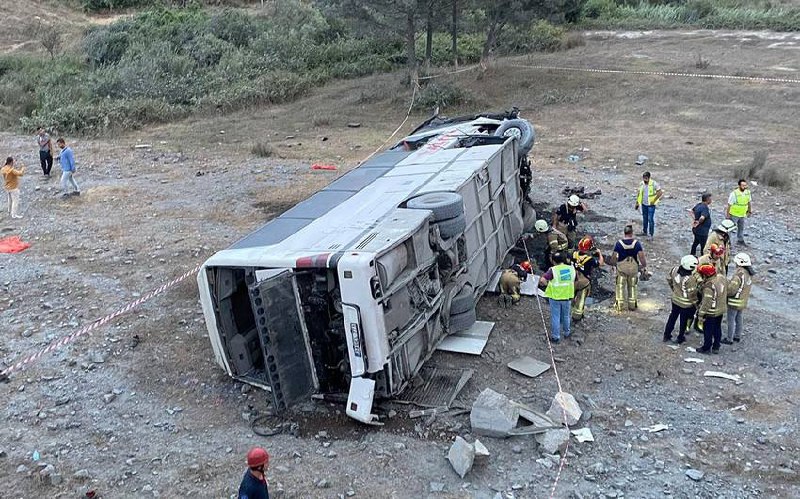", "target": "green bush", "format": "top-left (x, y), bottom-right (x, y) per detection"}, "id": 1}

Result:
top-left (413, 82), bottom-right (473, 111)
top-left (582, 0), bottom-right (618, 19)
top-left (499, 21), bottom-right (568, 54)
top-left (82, 0), bottom-right (153, 12)
top-left (417, 32), bottom-right (485, 66)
